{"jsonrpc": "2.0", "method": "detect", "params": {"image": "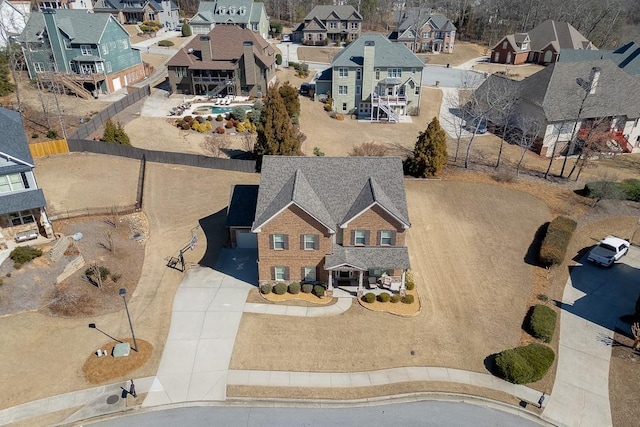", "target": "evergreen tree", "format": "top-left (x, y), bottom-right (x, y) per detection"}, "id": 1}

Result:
top-left (115, 122), bottom-right (131, 145)
top-left (0, 50), bottom-right (14, 96)
top-left (278, 81), bottom-right (300, 118)
top-left (102, 119), bottom-right (117, 143)
top-left (254, 85), bottom-right (301, 171)
top-left (405, 117), bottom-right (448, 177)
top-left (181, 22), bottom-right (192, 37)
